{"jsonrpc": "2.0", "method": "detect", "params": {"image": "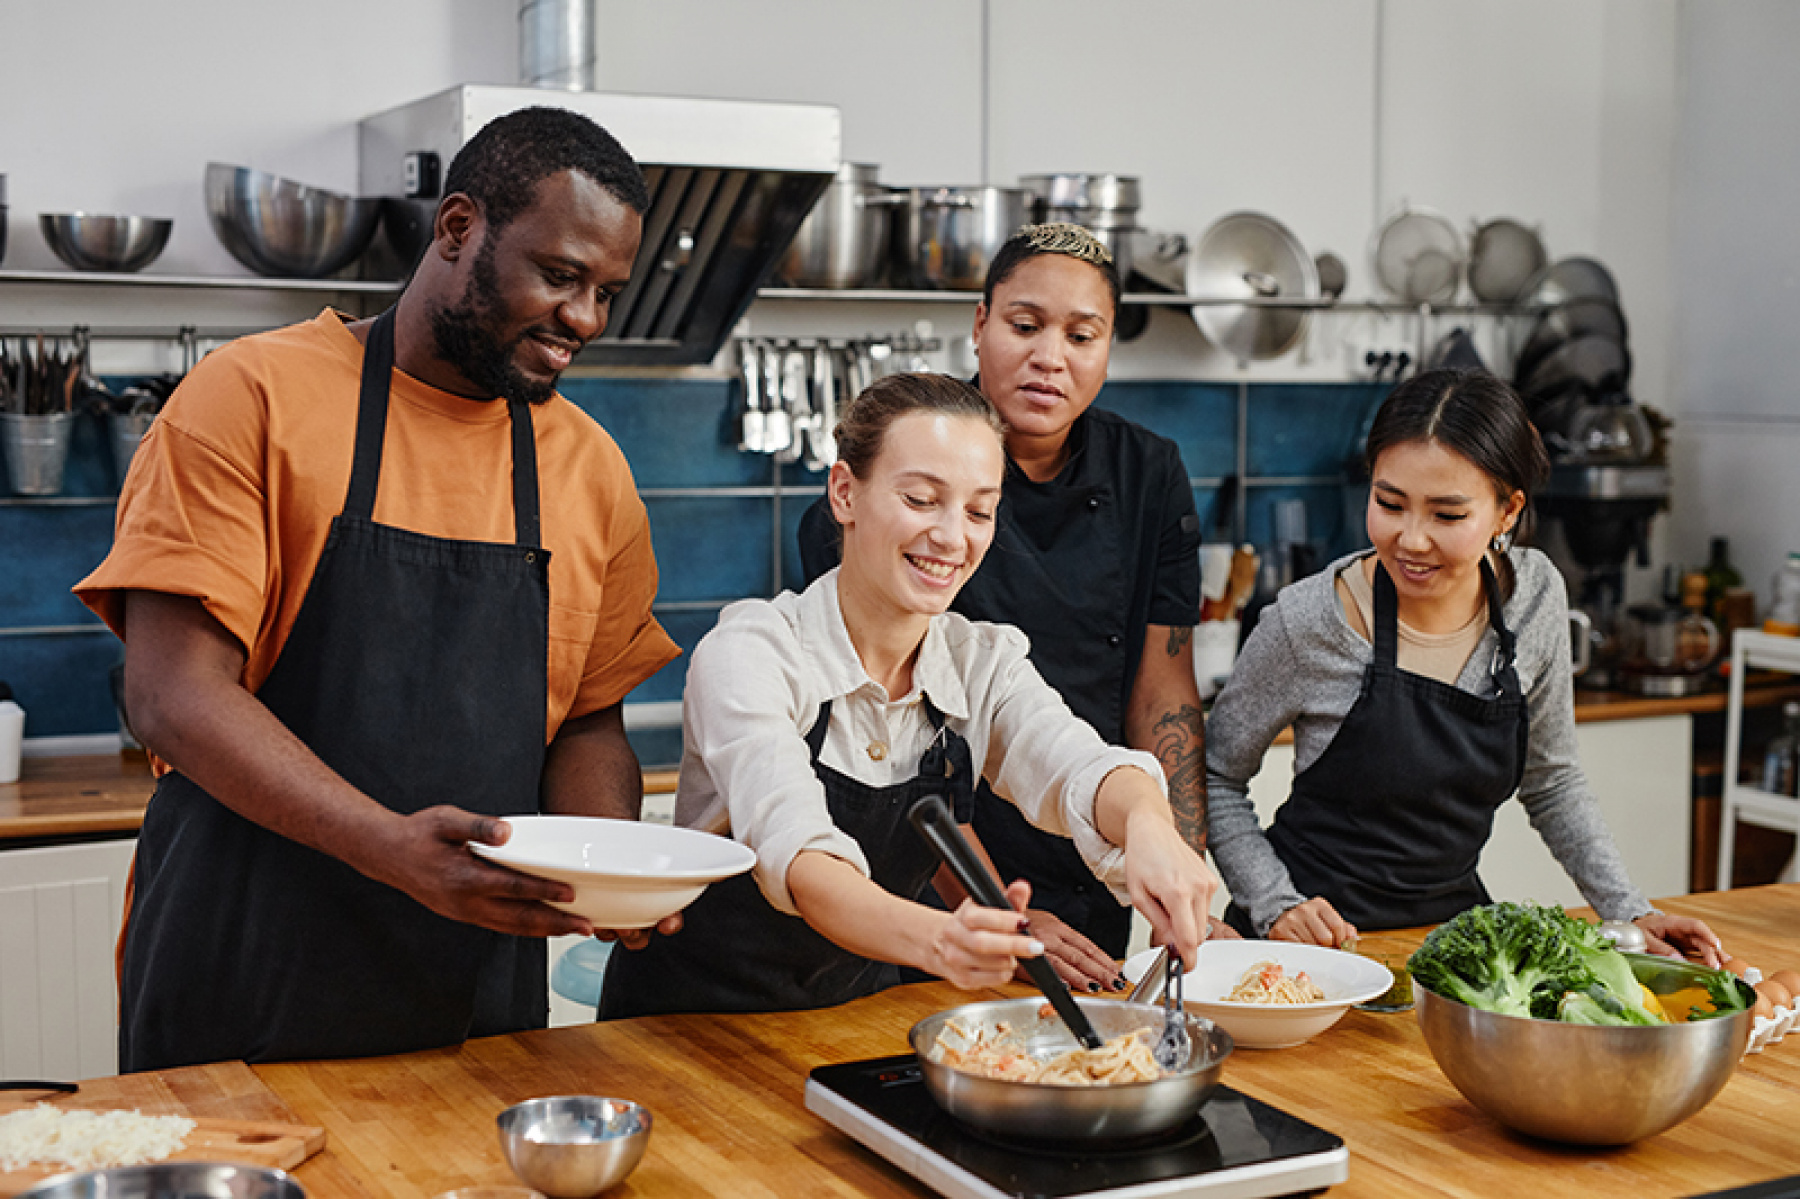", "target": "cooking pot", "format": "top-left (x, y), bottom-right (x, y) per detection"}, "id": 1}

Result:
top-left (1185, 210), bottom-right (1319, 362)
top-left (893, 186), bottom-right (1030, 290)
top-left (909, 996), bottom-right (1231, 1139)
top-left (774, 162), bottom-right (900, 289)
top-left (1018, 174), bottom-right (1141, 283)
